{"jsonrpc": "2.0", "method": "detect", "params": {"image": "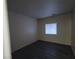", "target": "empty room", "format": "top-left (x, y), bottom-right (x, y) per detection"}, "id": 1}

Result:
top-left (6, 0), bottom-right (75, 59)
